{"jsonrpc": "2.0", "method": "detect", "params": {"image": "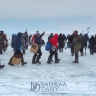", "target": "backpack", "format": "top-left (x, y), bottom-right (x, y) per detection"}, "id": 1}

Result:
top-left (45, 41), bottom-right (52, 51)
